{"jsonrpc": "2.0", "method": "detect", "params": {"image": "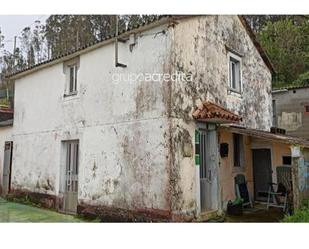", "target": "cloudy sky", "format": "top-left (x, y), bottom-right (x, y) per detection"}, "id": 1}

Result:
top-left (0, 15), bottom-right (48, 52)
